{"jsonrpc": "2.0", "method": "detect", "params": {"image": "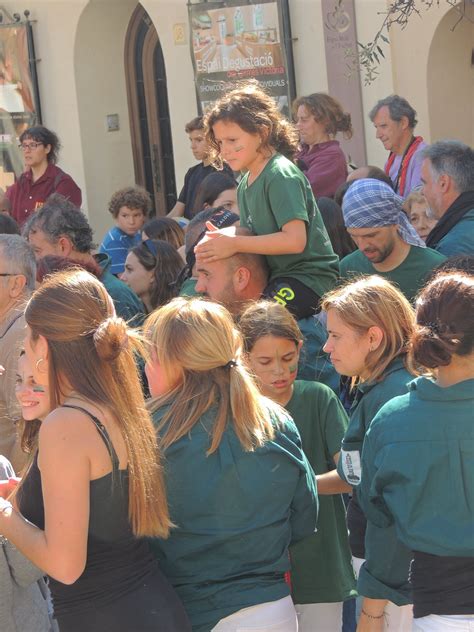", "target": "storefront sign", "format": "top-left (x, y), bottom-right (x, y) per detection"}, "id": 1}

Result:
top-left (188, 0), bottom-right (295, 117)
top-left (0, 17), bottom-right (41, 186)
